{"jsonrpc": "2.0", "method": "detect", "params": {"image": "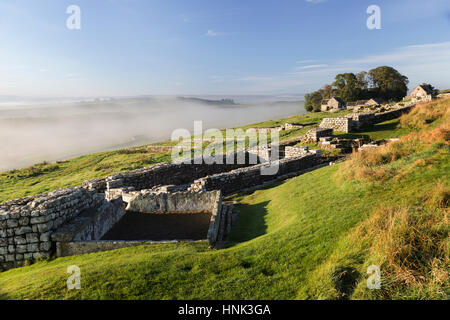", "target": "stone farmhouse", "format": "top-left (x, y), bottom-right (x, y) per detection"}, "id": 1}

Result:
top-left (347, 98), bottom-right (385, 110)
top-left (409, 85), bottom-right (436, 102)
top-left (320, 97), bottom-right (346, 112)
